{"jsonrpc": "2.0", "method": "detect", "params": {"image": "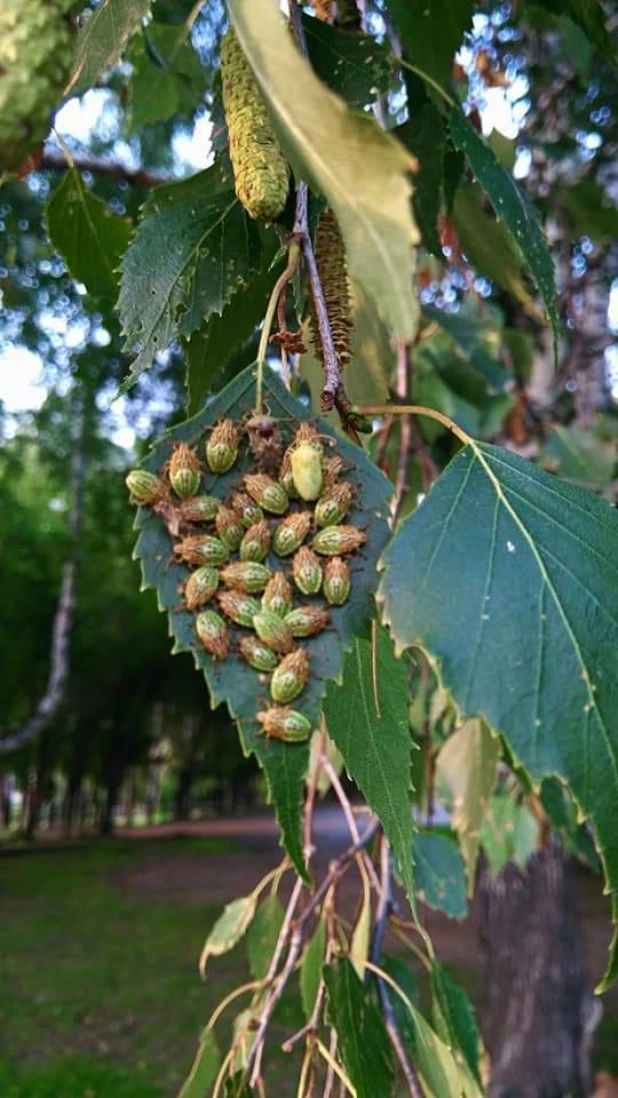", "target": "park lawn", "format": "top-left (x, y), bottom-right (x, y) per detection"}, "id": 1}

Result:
top-left (0, 837), bottom-right (302, 1098)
